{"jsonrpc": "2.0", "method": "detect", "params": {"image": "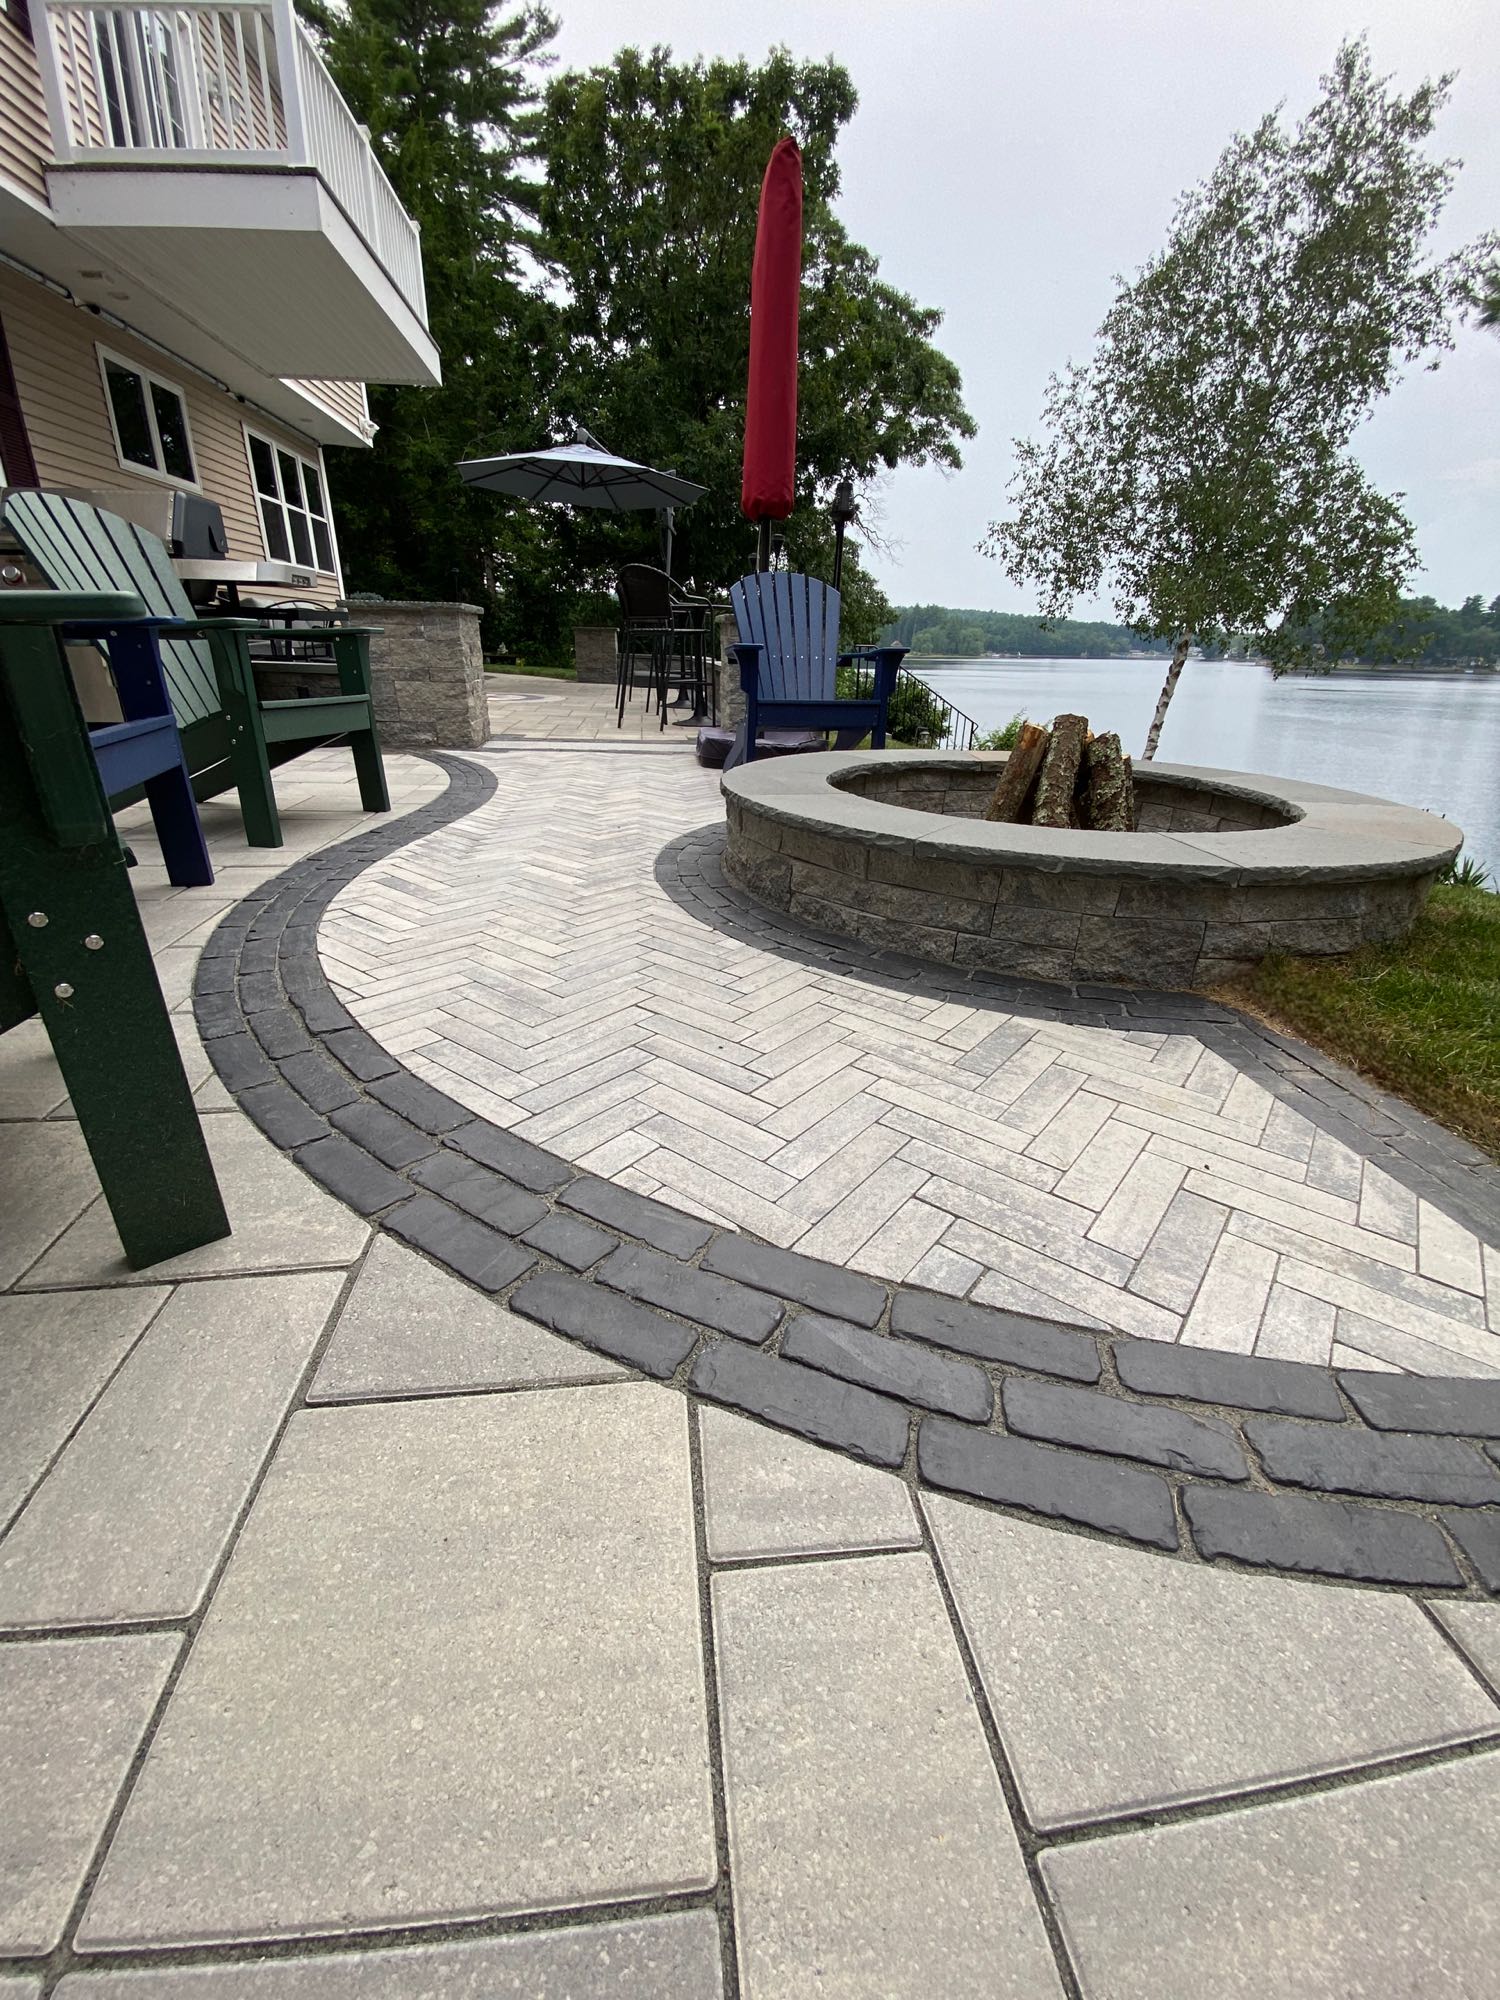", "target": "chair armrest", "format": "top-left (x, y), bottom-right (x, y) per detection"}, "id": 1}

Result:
top-left (170, 618), bottom-right (383, 639)
top-left (838, 644), bottom-right (906, 702)
top-left (837, 645), bottom-right (908, 666)
top-left (0, 590), bottom-right (146, 627)
top-left (57, 614), bottom-right (268, 638)
top-left (730, 640), bottom-right (763, 697)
